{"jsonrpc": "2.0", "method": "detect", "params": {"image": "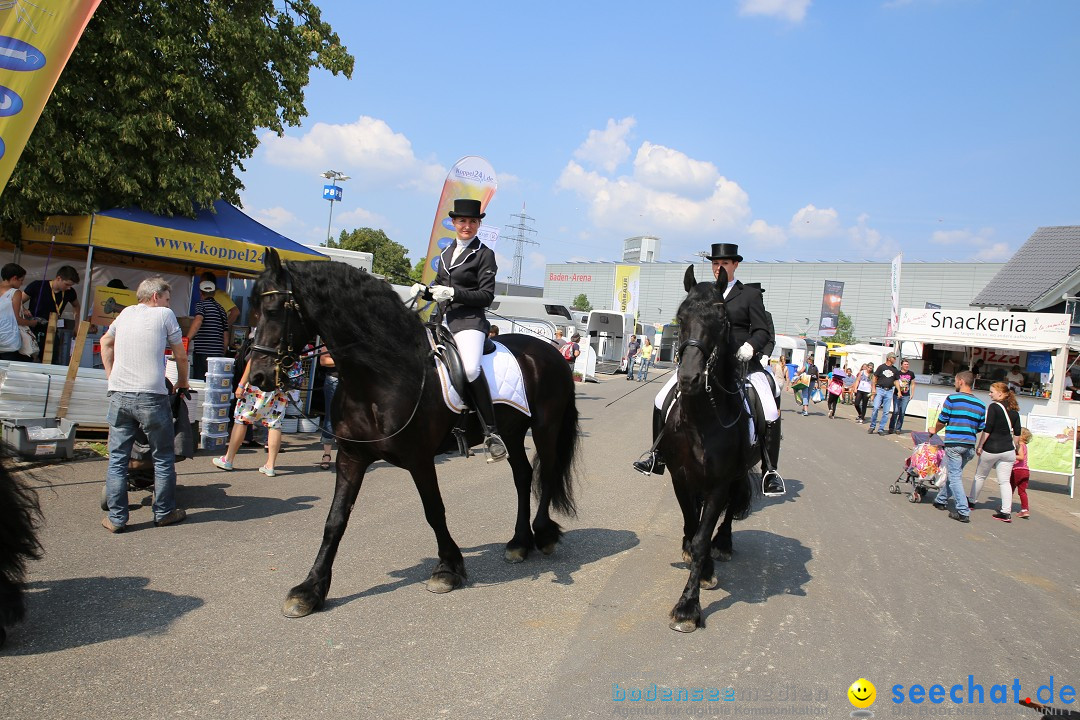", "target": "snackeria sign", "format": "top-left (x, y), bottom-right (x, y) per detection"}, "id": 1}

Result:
top-left (898, 308), bottom-right (1070, 347)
